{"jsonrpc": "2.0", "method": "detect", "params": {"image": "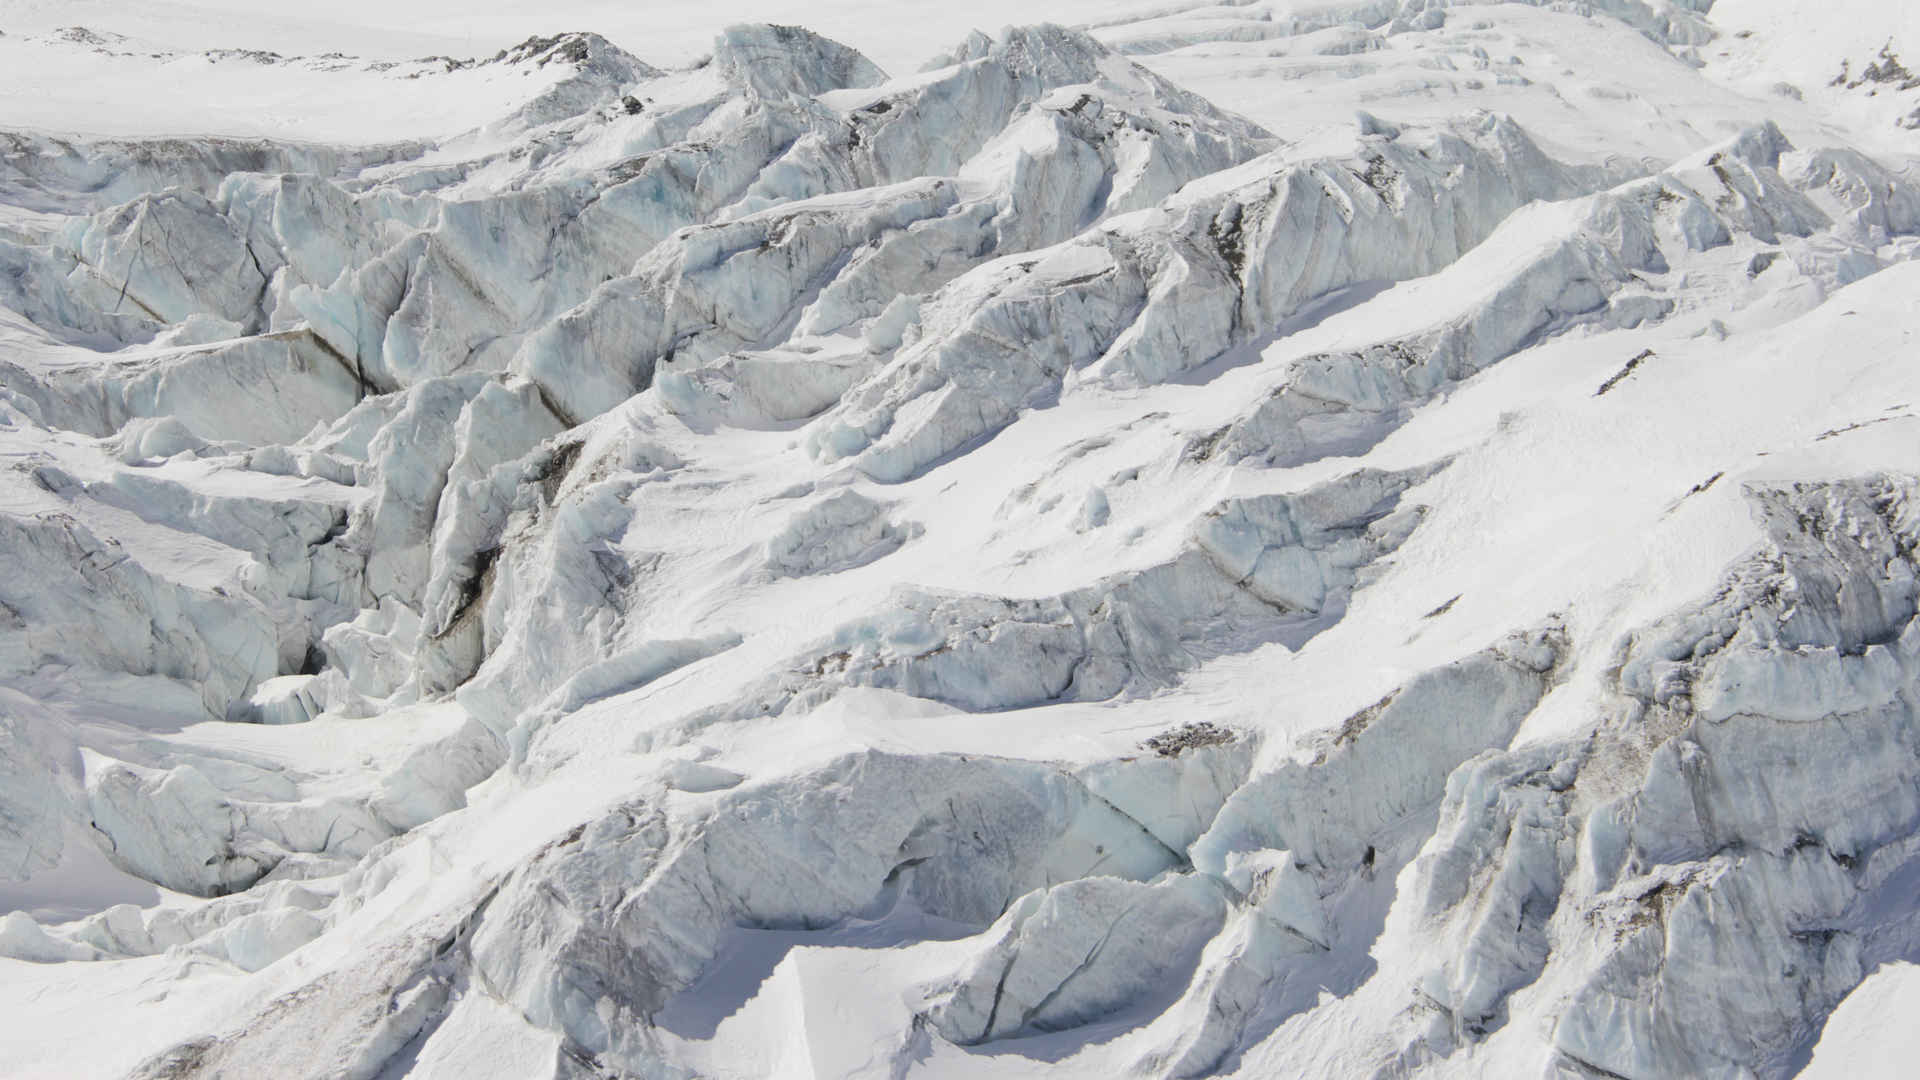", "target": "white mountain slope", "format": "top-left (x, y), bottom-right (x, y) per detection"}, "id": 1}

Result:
top-left (2, 1), bottom-right (1920, 1077)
